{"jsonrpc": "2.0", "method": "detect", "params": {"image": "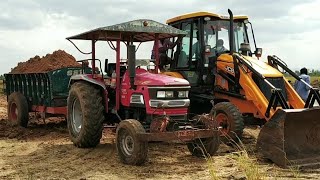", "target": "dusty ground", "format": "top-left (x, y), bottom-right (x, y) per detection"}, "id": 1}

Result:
top-left (1, 94), bottom-right (320, 179)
